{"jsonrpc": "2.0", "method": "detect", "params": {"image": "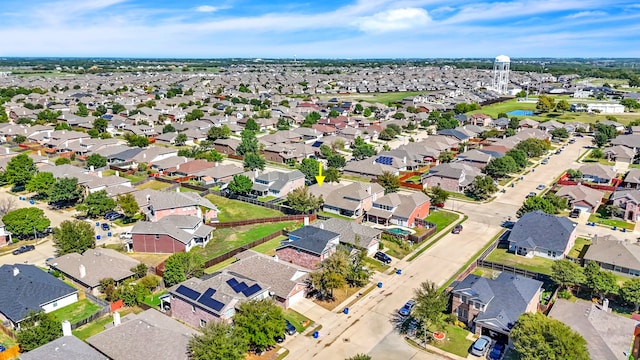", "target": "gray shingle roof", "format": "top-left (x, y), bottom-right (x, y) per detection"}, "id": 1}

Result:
top-left (584, 237), bottom-right (640, 271)
top-left (508, 210), bottom-right (577, 253)
top-left (48, 248), bottom-right (140, 288)
top-left (0, 264), bottom-right (78, 323)
top-left (21, 335), bottom-right (108, 360)
top-left (131, 215), bottom-right (214, 244)
top-left (312, 218), bottom-right (382, 249)
top-left (280, 225), bottom-right (339, 255)
top-left (452, 273), bottom-right (542, 333)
